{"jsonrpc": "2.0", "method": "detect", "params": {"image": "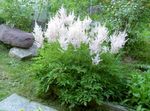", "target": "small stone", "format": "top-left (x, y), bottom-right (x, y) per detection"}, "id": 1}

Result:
top-left (9, 48), bottom-right (32, 60)
top-left (9, 42), bottom-right (39, 60)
